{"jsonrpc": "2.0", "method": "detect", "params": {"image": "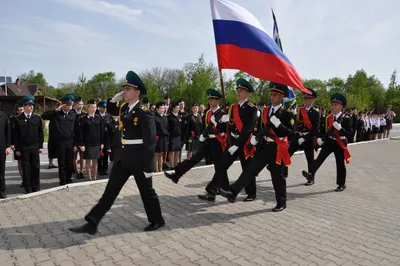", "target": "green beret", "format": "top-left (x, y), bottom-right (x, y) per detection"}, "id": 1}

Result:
top-left (206, 88), bottom-right (222, 100)
top-left (60, 93), bottom-right (76, 103)
top-left (122, 70), bottom-right (147, 95)
top-left (97, 100), bottom-right (107, 108)
top-left (21, 95), bottom-right (35, 105)
top-left (236, 78), bottom-right (254, 93)
top-left (331, 93), bottom-right (347, 107)
top-left (269, 82), bottom-right (289, 97)
top-left (304, 87), bottom-right (317, 98)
